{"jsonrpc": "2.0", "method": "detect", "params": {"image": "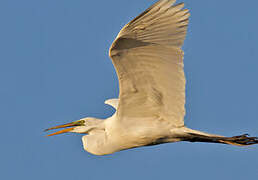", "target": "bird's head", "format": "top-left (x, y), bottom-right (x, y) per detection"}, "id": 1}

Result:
top-left (44, 118), bottom-right (103, 136)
